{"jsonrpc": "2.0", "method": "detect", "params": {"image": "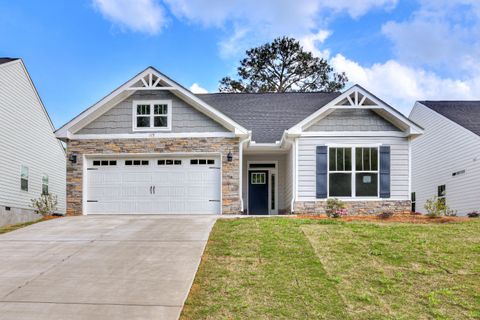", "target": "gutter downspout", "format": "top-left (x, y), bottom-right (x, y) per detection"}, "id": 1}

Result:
top-left (238, 133), bottom-right (251, 213)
